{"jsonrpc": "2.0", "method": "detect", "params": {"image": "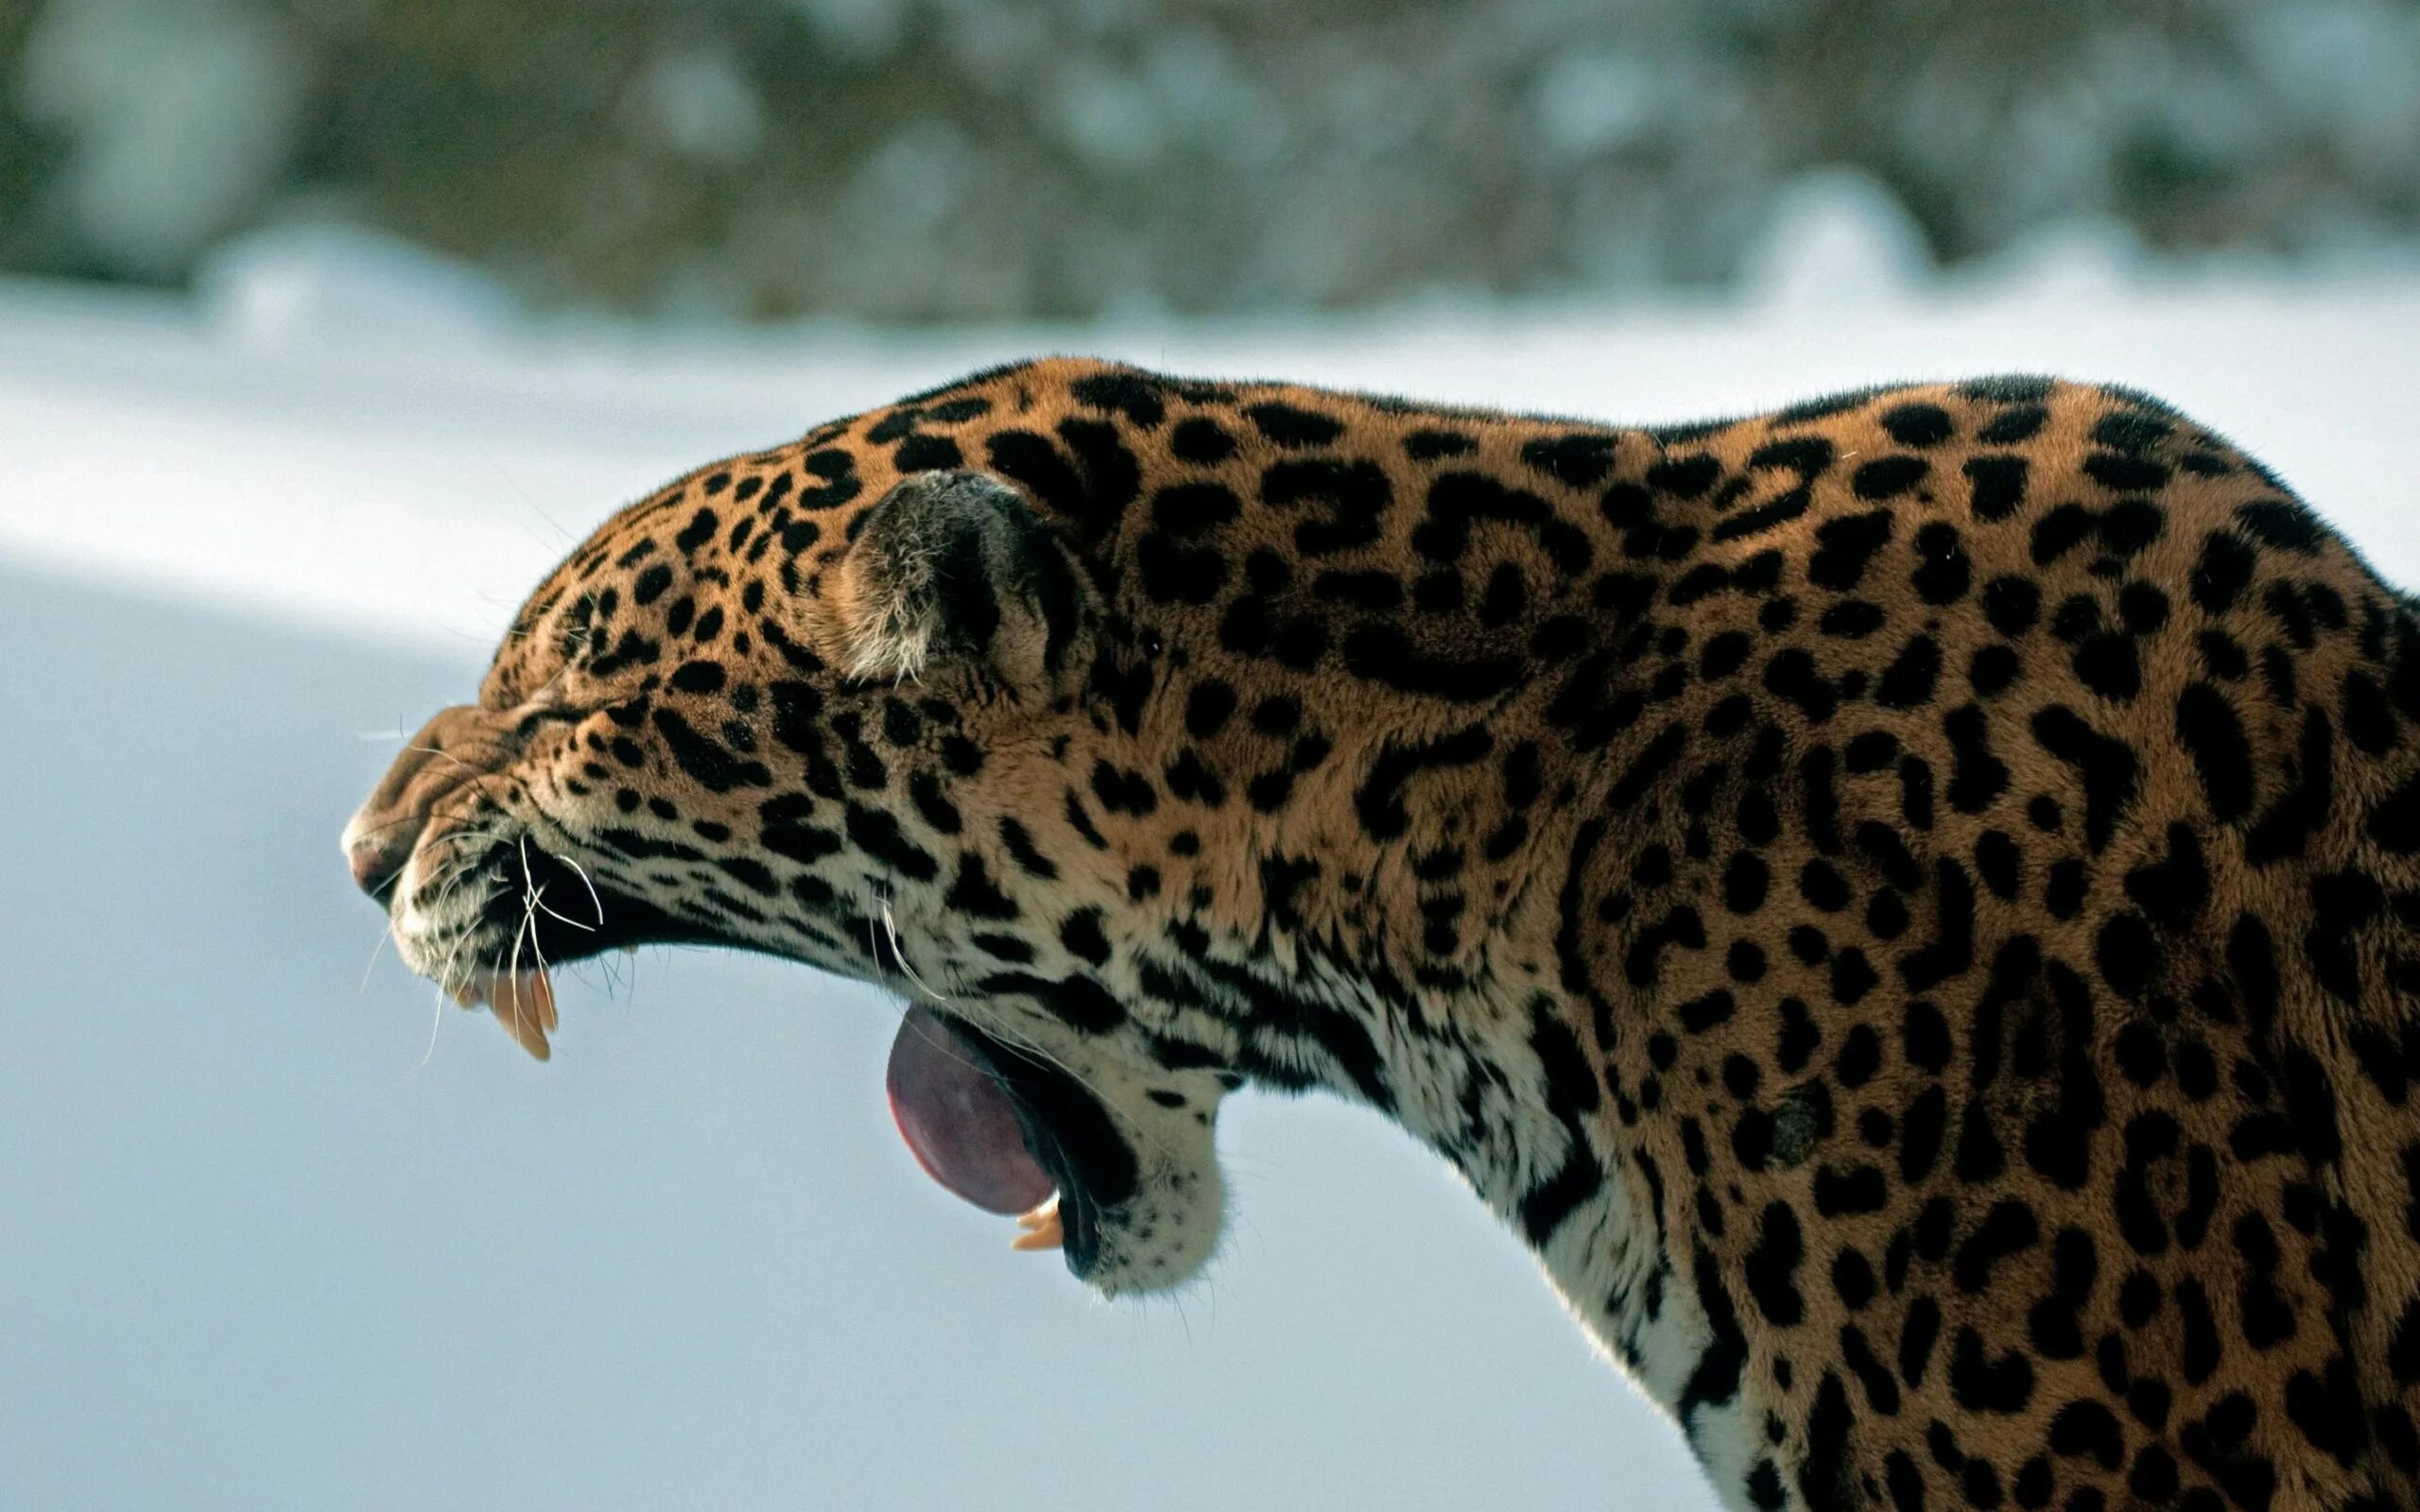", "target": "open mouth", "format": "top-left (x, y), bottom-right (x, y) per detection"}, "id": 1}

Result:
top-left (422, 840), bottom-right (1122, 1272)
top-left (428, 840), bottom-right (696, 1058)
top-left (886, 1005), bottom-right (1112, 1275)
top-left (448, 969), bottom-right (565, 1059)
top-left (455, 966), bottom-right (1102, 1265)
